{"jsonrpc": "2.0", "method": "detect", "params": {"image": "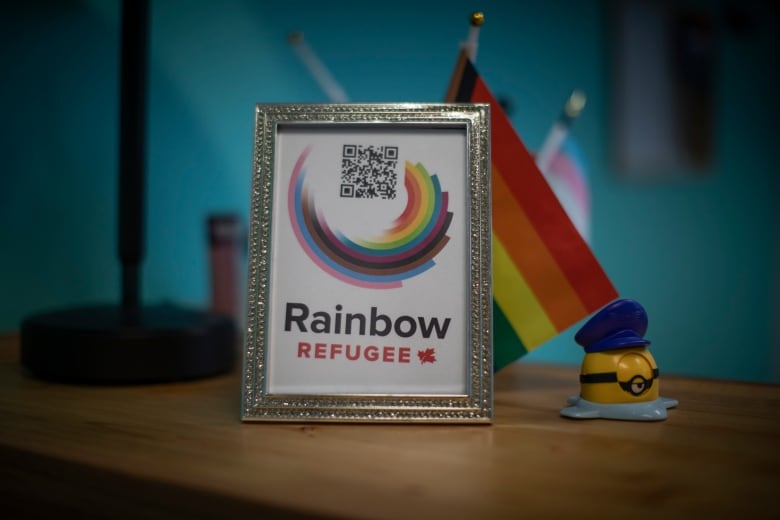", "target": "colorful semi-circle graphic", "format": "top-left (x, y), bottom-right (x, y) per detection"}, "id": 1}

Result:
top-left (288, 147), bottom-right (453, 289)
